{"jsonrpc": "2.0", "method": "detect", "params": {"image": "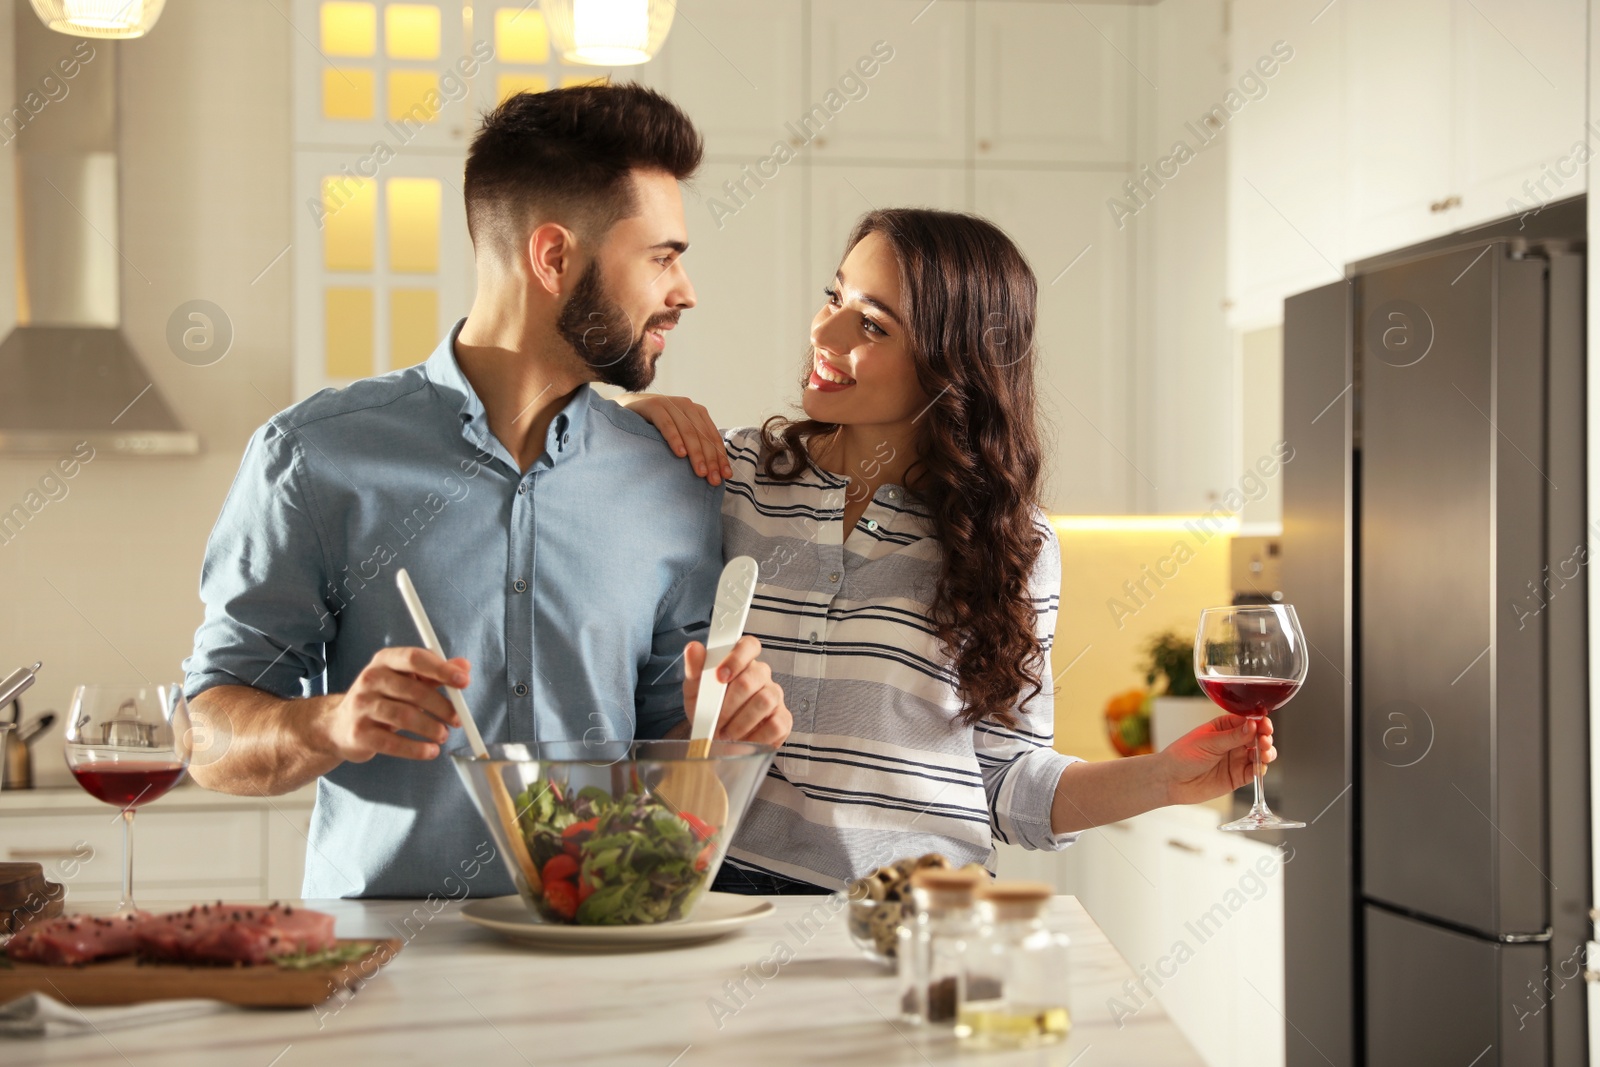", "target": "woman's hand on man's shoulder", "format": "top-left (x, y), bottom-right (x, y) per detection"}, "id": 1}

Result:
top-left (616, 393), bottom-right (731, 486)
